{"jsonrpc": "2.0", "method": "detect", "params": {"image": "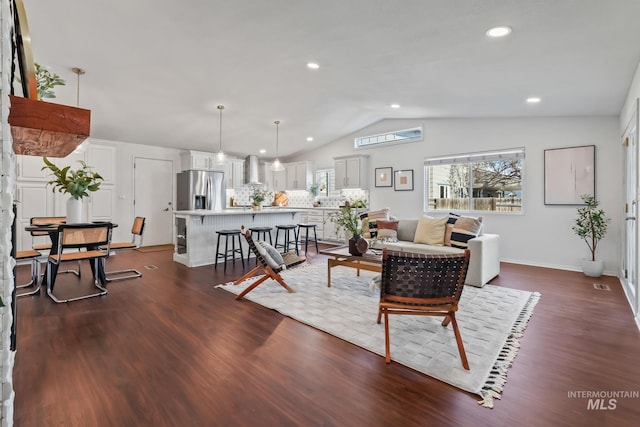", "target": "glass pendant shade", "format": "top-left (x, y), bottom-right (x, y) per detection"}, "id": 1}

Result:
top-left (213, 105), bottom-right (226, 164)
top-left (271, 120), bottom-right (284, 171)
top-left (271, 158), bottom-right (284, 172)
